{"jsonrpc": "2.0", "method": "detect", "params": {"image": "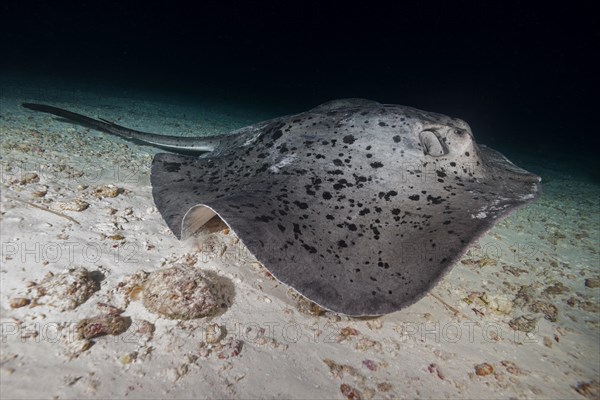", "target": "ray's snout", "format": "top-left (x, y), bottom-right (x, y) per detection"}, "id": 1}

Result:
top-left (479, 144), bottom-right (541, 183)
